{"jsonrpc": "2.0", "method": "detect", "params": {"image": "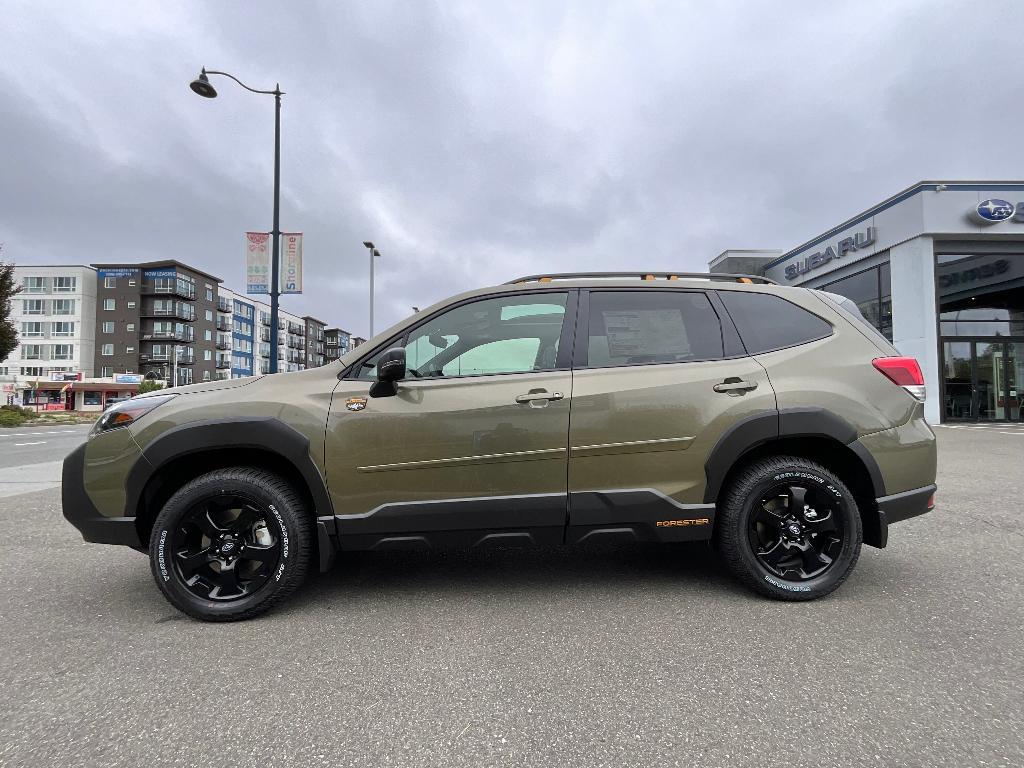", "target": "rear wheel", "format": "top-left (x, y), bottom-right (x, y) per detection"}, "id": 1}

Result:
top-left (717, 456), bottom-right (862, 600)
top-left (149, 468), bottom-right (312, 621)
